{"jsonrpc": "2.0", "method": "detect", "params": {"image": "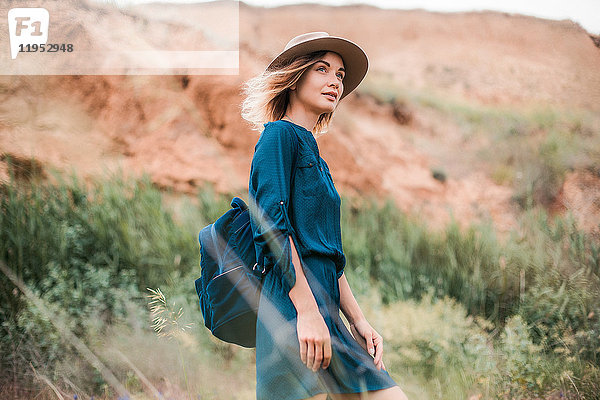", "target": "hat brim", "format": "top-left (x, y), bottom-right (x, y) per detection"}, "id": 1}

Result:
top-left (266, 36), bottom-right (369, 101)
